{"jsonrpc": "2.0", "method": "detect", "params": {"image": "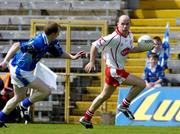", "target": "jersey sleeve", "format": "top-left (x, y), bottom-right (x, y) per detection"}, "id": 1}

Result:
top-left (144, 67), bottom-right (149, 81)
top-left (48, 40), bottom-right (64, 57)
top-left (92, 33), bottom-right (116, 53)
top-left (147, 51), bottom-right (152, 58)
